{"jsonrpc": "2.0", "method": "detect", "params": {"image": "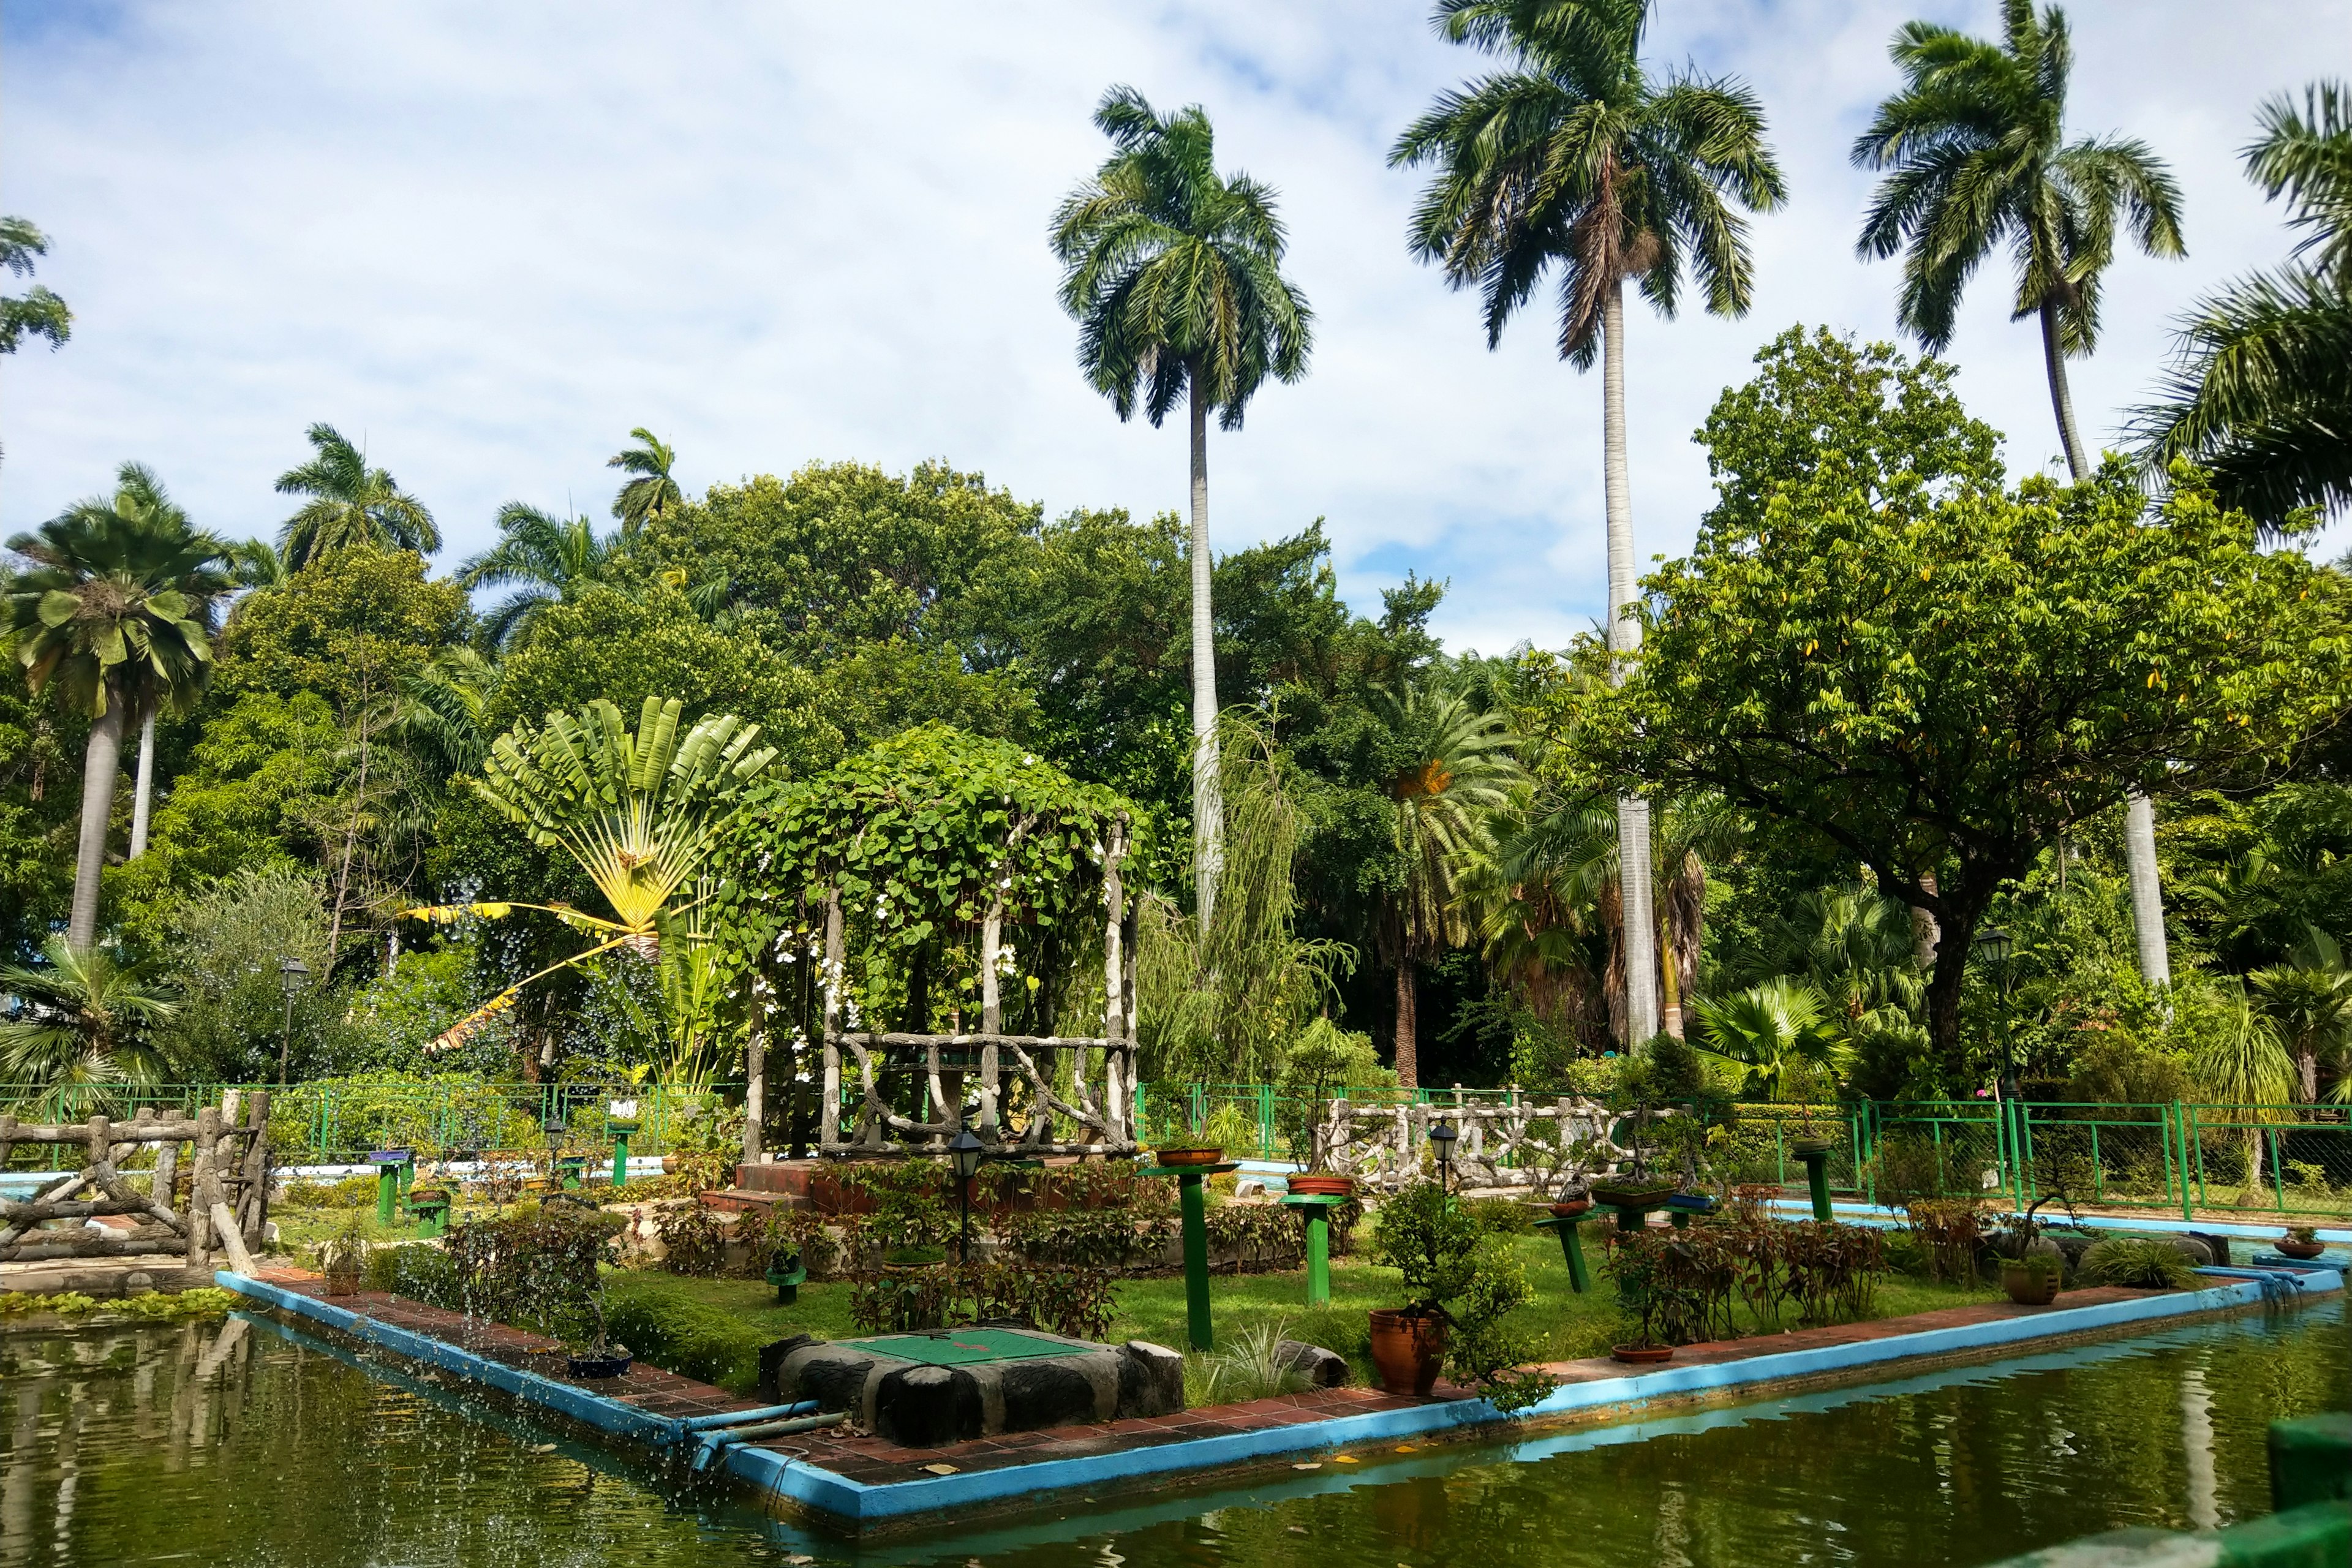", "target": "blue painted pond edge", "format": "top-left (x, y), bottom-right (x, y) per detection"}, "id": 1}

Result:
top-left (213, 1264), bottom-right (2343, 1529)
